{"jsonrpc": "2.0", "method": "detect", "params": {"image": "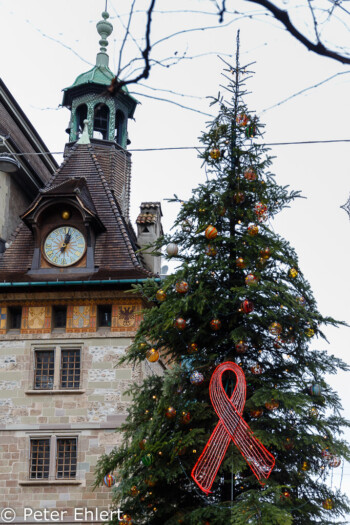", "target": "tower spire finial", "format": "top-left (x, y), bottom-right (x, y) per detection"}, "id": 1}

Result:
top-left (96, 10), bottom-right (113, 67)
